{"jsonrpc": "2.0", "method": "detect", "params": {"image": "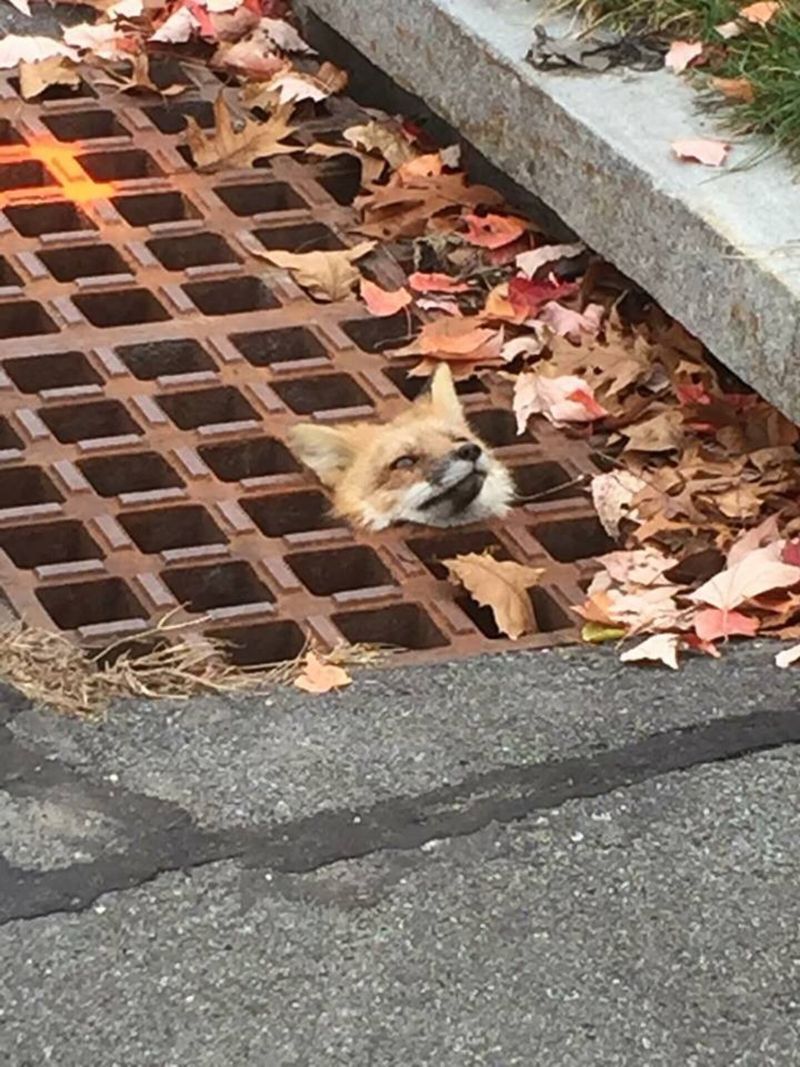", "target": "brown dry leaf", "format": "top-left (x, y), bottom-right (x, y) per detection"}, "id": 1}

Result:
top-left (620, 633), bottom-right (681, 670)
top-left (709, 76), bottom-right (755, 103)
top-left (416, 318), bottom-right (497, 356)
top-left (254, 241), bottom-right (376, 301)
top-left (247, 62), bottom-right (348, 106)
top-left (294, 651), bottom-right (352, 694)
top-left (344, 120), bottom-right (416, 169)
top-left (445, 553), bottom-right (544, 640)
top-left (591, 470), bottom-right (646, 538)
top-left (186, 94), bottom-right (299, 171)
top-left (97, 54), bottom-right (187, 97)
top-left (19, 55), bottom-right (80, 100)
top-left (739, 1), bottom-right (781, 25)
top-left (355, 173), bottom-right (503, 240)
top-left (621, 409), bottom-right (684, 452)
